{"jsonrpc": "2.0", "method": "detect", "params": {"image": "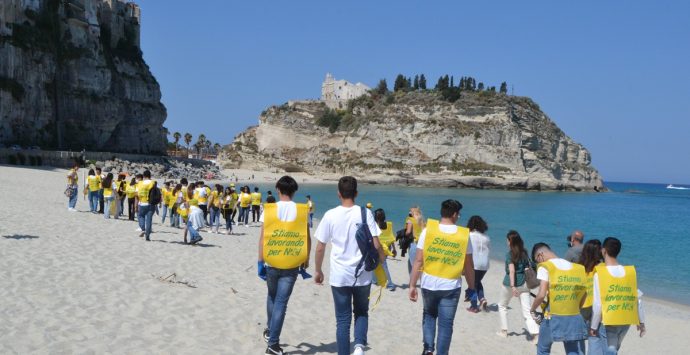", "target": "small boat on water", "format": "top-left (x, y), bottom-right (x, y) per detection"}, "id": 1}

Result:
top-left (667, 184), bottom-right (690, 190)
